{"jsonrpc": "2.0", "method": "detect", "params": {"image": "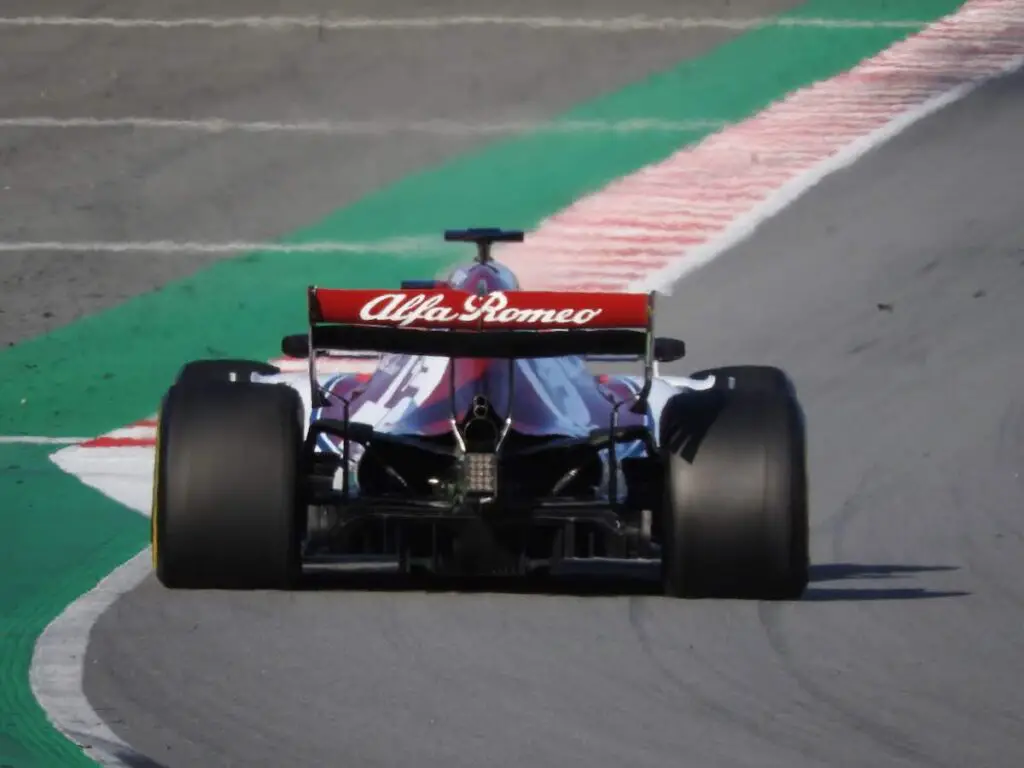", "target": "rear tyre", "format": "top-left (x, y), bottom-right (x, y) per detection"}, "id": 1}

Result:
top-left (152, 378), bottom-right (305, 589)
top-left (175, 358), bottom-right (281, 386)
top-left (658, 383), bottom-right (809, 599)
top-left (686, 365), bottom-right (795, 397)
